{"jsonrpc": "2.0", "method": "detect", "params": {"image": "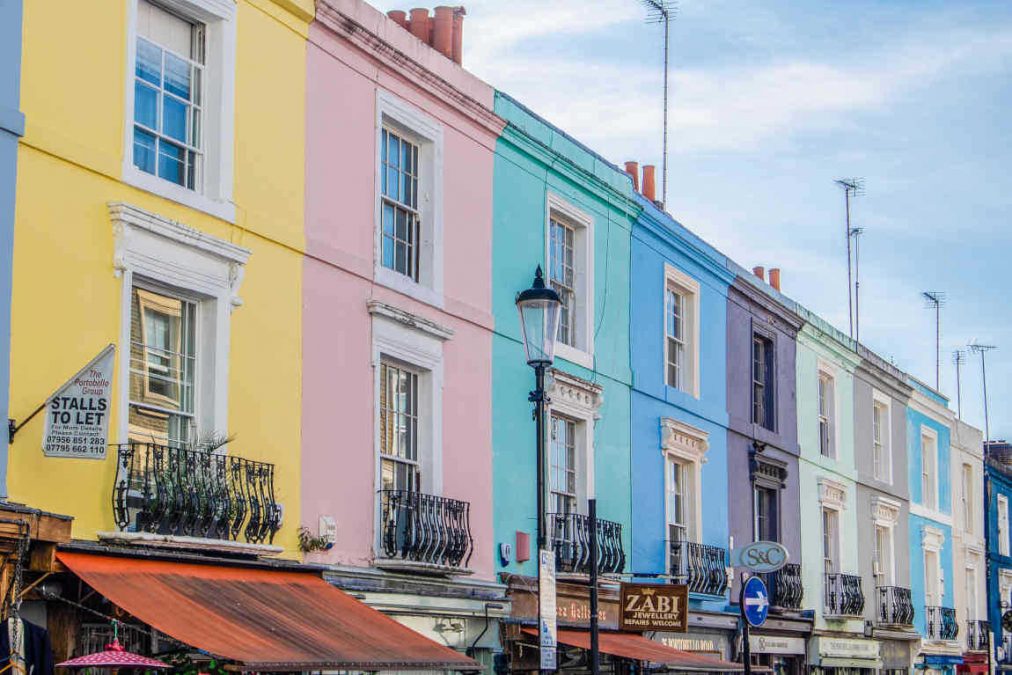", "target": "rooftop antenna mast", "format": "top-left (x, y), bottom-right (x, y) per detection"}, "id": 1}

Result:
top-left (952, 349), bottom-right (966, 420)
top-left (642, 0), bottom-right (676, 207)
top-left (851, 226), bottom-right (864, 343)
top-left (835, 178), bottom-right (864, 338)
top-left (922, 291), bottom-right (945, 390)
top-left (969, 342), bottom-right (997, 445)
